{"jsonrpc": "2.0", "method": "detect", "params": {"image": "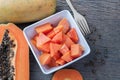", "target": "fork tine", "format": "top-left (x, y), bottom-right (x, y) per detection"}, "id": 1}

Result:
top-left (77, 20), bottom-right (86, 35)
top-left (76, 20), bottom-right (85, 35)
top-left (79, 20), bottom-right (88, 35)
top-left (77, 20), bottom-right (88, 35)
top-left (82, 18), bottom-right (91, 34)
top-left (80, 19), bottom-right (90, 35)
